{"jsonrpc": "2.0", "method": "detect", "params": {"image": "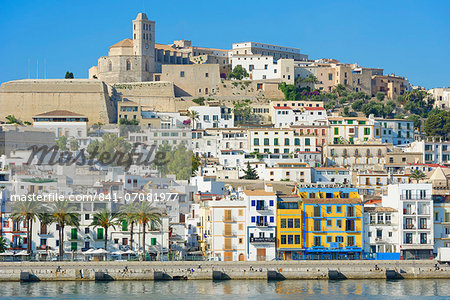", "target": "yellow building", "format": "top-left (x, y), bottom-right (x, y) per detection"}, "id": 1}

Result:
top-left (299, 187), bottom-right (364, 260)
top-left (276, 195), bottom-right (303, 260)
